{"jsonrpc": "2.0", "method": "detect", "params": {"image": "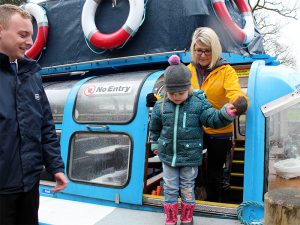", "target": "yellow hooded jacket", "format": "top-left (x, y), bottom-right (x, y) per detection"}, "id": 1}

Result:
top-left (187, 62), bottom-right (249, 135)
